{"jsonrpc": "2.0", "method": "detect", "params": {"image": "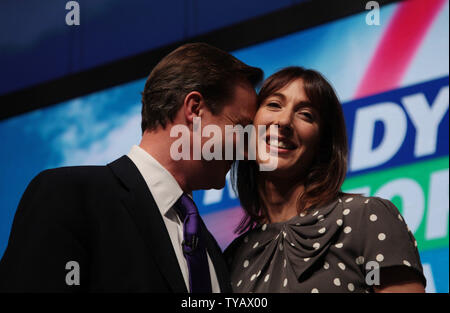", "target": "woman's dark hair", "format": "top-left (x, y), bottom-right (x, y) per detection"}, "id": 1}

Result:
top-left (231, 66), bottom-right (348, 234)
